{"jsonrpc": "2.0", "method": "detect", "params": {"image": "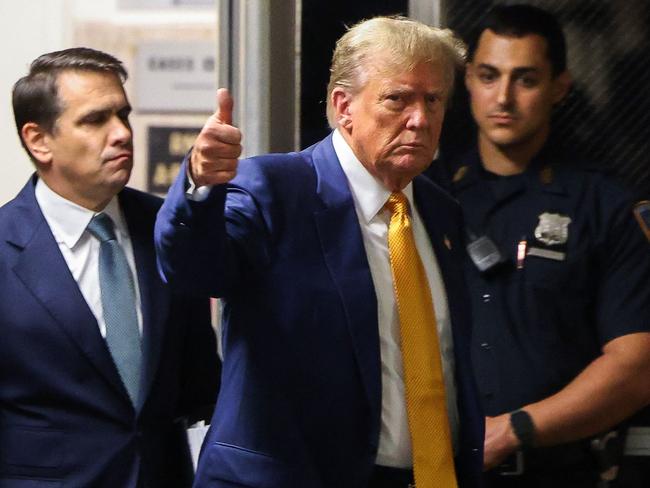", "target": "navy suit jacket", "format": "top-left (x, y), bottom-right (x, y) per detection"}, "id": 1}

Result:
top-left (155, 134), bottom-right (484, 488)
top-left (0, 177), bottom-right (220, 488)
